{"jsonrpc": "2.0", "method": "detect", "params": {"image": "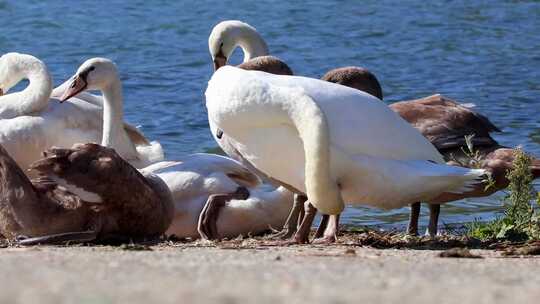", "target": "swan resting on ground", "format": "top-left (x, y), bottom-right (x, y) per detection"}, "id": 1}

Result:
top-left (322, 66), bottom-right (540, 236)
top-left (141, 154), bottom-right (293, 239)
top-left (206, 66), bottom-right (488, 243)
top-left (0, 143), bottom-right (174, 245)
top-left (57, 58), bottom-right (294, 240)
top-left (0, 52), bottom-right (162, 174)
